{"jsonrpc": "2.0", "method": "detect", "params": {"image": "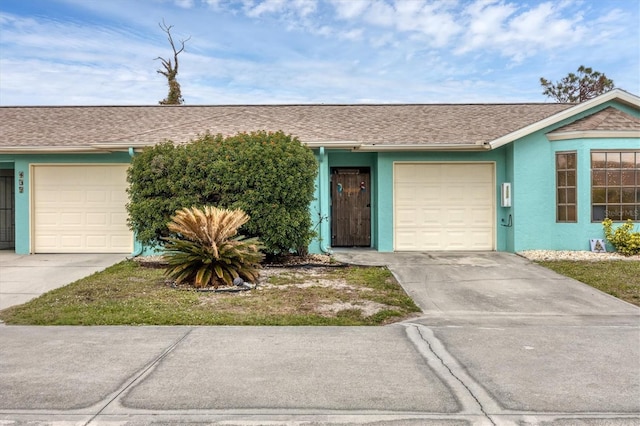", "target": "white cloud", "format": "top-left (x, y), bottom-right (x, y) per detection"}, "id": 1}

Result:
top-left (362, 0), bottom-right (395, 26)
top-left (455, 0), bottom-right (587, 62)
top-left (339, 28), bottom-right (364, 41)
top-left (330, 0), bottom-right (370, 20)
top-left (174, 0), bottom-right (195, 8)
top-left (394, 1), bottom-right (461, 47)
top-left (244, 0), bottom-right (285, 17)
top-left (242, 0), bottom-right (316, 18)
top-left (458, 0), bottom-right (516, 53)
